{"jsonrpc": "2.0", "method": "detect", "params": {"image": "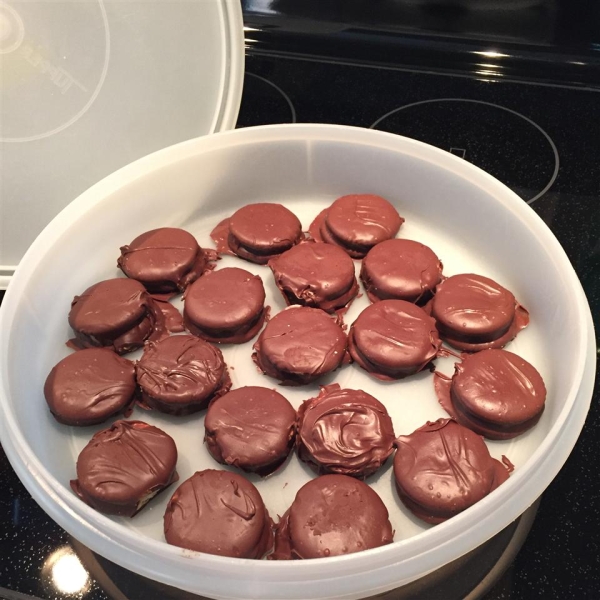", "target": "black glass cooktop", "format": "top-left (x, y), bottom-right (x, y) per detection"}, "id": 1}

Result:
top-left (1, 13), bottom-right (600, 600)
